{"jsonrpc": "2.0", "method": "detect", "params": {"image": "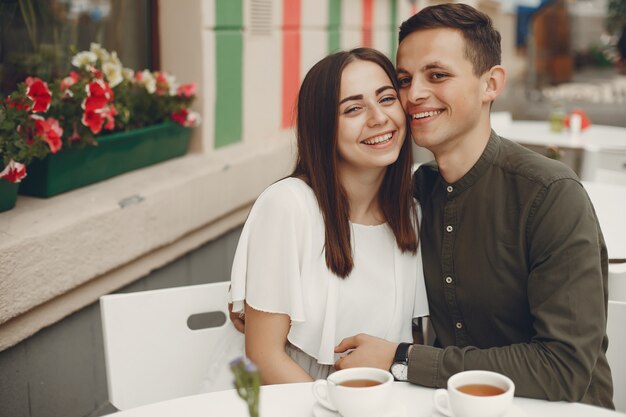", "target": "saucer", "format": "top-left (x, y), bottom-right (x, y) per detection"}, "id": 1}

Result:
top-left (312, 402), bottom-right (406, 417)
top-left (430, 404), bottom-right (527, 417)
